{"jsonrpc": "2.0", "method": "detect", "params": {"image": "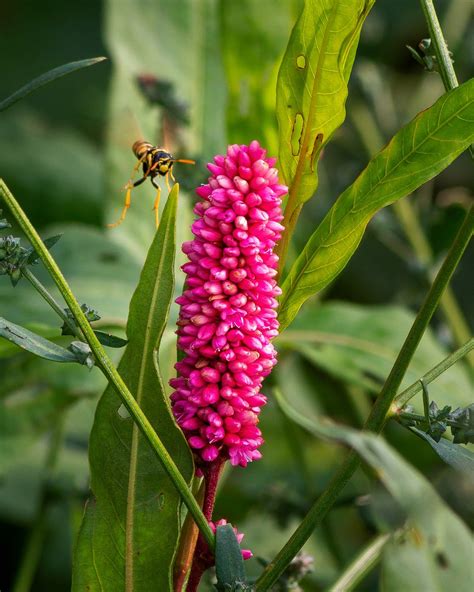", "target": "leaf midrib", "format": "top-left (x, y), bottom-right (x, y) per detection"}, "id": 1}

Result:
top-left (280, 91), bottom-right (473, 316)
top-left (125, 216), bottom-right (174, 592)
